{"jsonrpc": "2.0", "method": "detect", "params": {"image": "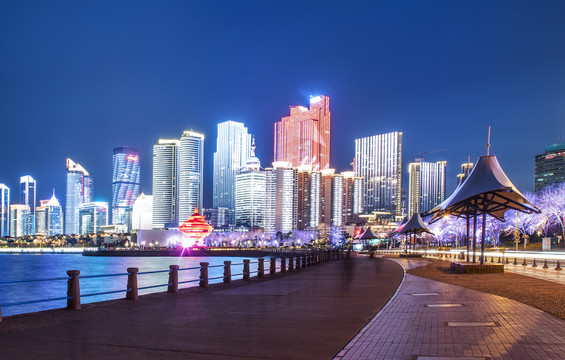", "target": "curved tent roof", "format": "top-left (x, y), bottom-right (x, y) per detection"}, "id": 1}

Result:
top-left (426, 155), bottom-right (539, 223)
top-left (388, 216), bottom-right (408, 237)
top-left (398, 213), bottom-right (433, 236)
top-left (357, 227), bottom-right (377, 240)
